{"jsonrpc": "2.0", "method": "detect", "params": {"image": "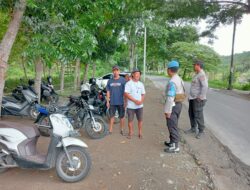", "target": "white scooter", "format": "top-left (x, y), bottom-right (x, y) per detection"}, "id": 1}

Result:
top-left (0, 113), bottom-right (91, 183)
